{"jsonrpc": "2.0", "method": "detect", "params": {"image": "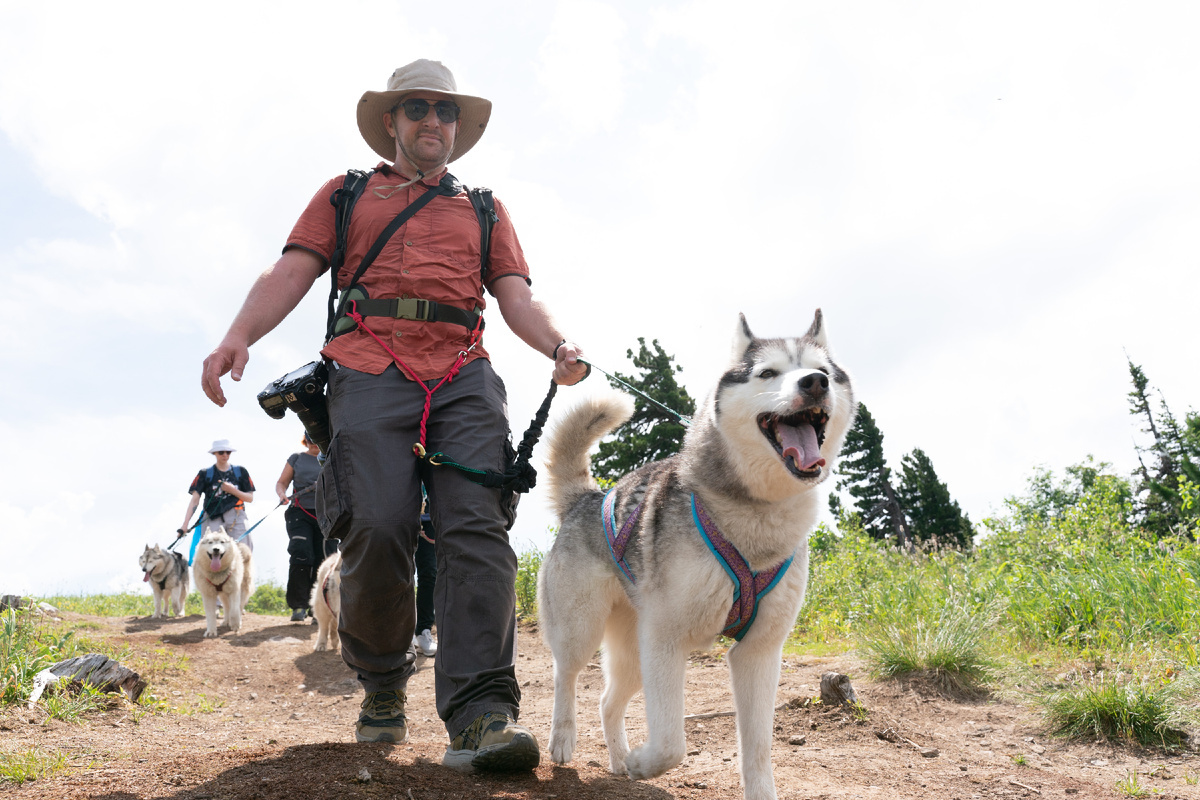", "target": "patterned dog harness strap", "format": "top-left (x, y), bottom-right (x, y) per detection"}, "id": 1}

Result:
top-left (691, 494), bottom-right (793, 642)
top-left (602, 489), bottom-right (642, 582)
